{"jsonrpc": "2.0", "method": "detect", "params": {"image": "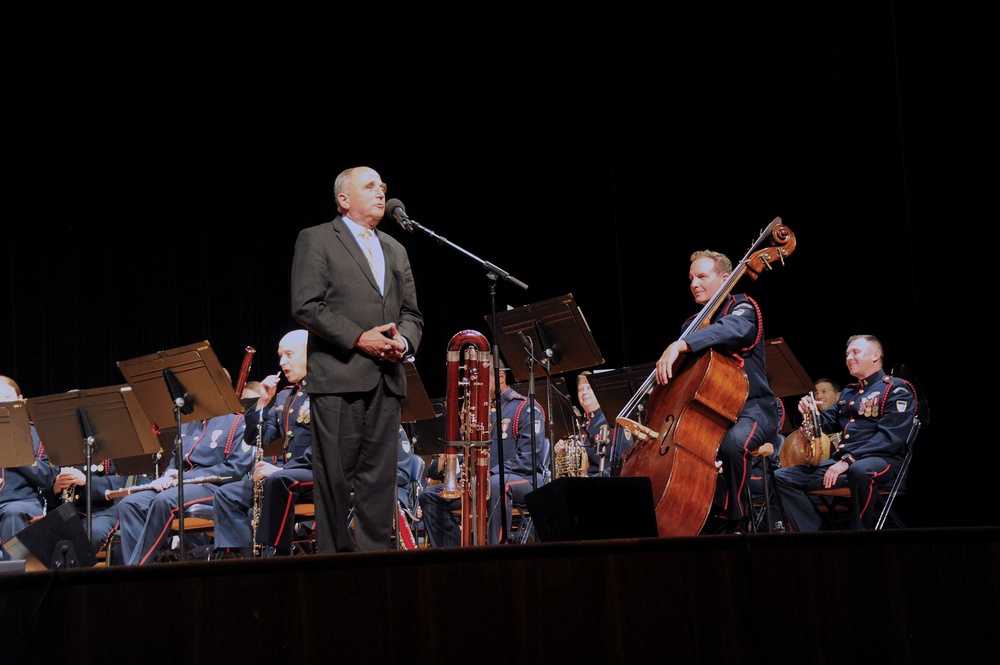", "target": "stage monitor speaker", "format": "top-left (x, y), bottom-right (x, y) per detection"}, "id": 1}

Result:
top-left (2, 502), bottom-right (97, 571)
top-left (524, 476), bottom-right (659, 542)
